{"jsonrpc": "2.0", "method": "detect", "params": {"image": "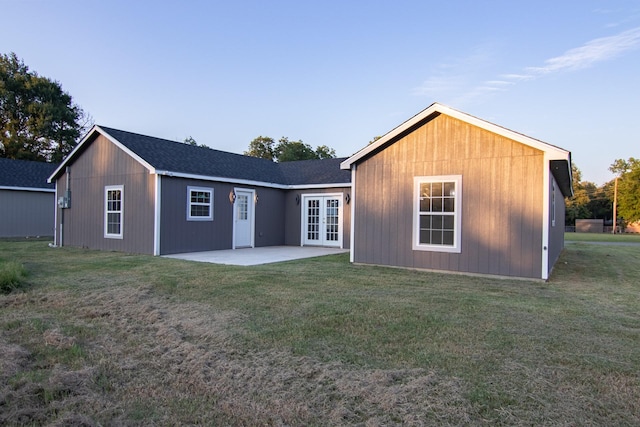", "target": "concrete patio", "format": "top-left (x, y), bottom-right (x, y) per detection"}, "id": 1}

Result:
top-left (163, 246), bottom-right (349, 266)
